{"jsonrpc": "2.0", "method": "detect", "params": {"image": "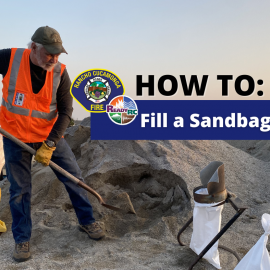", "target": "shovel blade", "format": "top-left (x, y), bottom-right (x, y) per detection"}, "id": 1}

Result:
top-left (101, 203), bottom-right (136, 215)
